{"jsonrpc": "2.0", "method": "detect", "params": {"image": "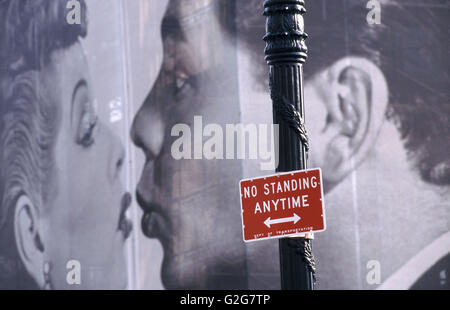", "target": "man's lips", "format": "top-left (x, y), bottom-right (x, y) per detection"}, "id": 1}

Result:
top-left (141, 208), bottom-right (171, 242)
top-left (136, 190), bottom-right (163, 214)
top-left (136, 191), bottom-right (170, 241)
